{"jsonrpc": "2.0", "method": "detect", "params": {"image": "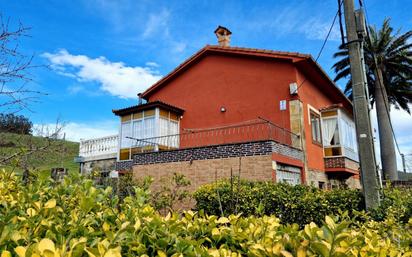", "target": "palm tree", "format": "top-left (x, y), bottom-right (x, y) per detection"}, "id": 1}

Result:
top-left (333, 18), bottom-right (412, 181)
